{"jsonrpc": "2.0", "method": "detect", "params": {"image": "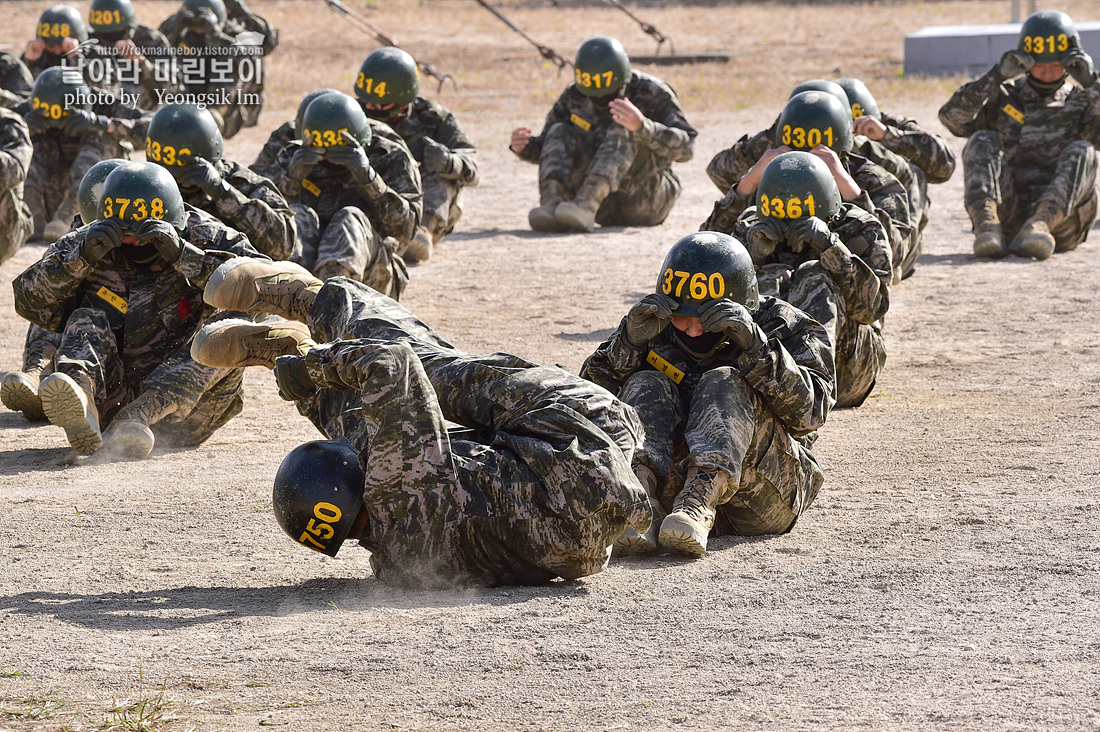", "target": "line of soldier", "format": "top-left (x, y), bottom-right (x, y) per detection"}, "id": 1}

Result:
top-left (0, 7), bottom-right (1094, 590)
